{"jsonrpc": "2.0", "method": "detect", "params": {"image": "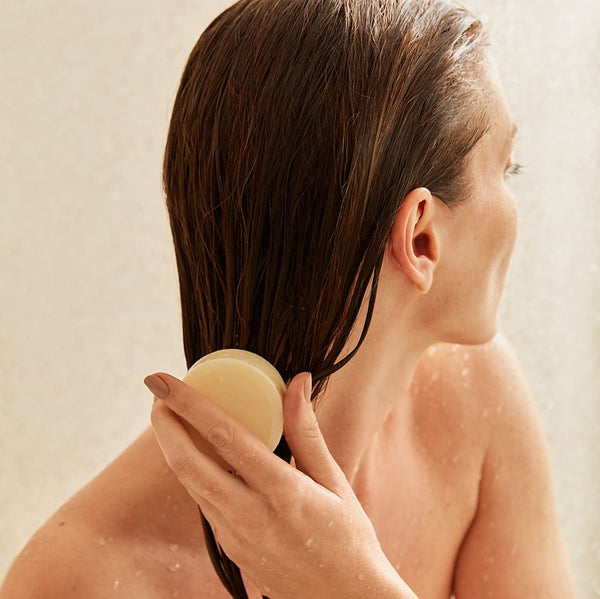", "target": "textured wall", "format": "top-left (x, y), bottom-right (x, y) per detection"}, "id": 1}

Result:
top-left (1, 1), bottom-right (598, 596)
